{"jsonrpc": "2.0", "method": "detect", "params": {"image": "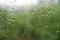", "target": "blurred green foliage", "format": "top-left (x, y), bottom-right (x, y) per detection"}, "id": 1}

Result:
top-left (0, 4), bottom-right (60, 40)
